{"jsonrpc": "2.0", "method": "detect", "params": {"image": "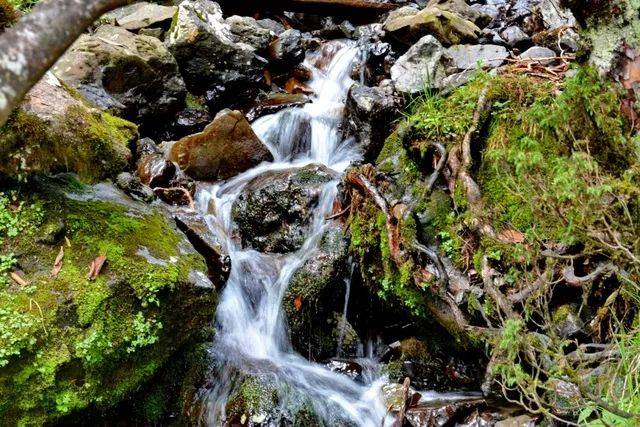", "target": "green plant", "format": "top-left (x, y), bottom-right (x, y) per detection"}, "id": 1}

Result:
top-left (125, 312), bottom-right (162, 354)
